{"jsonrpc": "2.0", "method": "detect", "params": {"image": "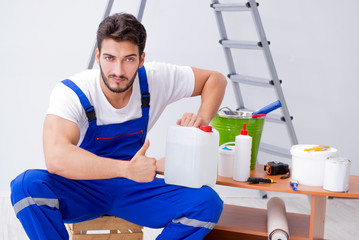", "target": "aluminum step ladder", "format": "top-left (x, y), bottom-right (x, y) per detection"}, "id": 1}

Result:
top-left (87, 0), bottom-right (147, 69)
top-left (211, 0), bottom-right (298, 158)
